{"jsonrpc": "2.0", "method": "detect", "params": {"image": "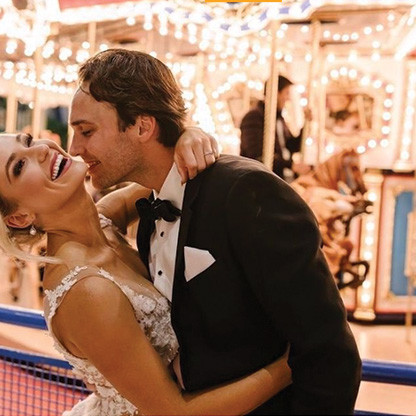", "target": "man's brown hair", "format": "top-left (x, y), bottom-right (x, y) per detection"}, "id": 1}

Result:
top-left (78, 48), bottom-right (187, 146)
